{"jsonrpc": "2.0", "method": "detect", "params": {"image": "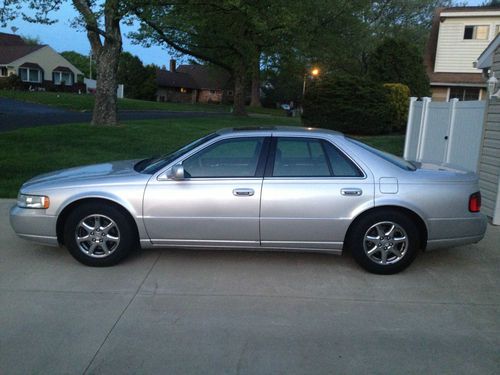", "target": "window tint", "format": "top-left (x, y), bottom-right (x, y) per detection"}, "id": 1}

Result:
top-left (323, 142), bottom-right (363, 177)
top-left (273, 138), bottom-right (330, 177)
top-left (183, 137), bottom-right (264, 178)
